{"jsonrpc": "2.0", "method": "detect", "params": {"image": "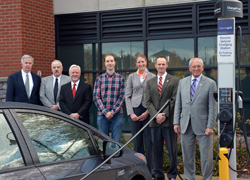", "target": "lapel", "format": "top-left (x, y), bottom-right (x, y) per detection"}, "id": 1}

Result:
top-left (159, 74), bottom-right (170, 100)
top-left (50, 75), bottom-right (54, 98)
top-left (30, 72), bottom-right (37, 97)
top-left (185, 76), bottom-right (192, 101)
top-left (192, 76), bottom-right (206, 102)
top-left (73, 81), bottom-right (83, 103)
top-left (17, 71), bottom-right (28, 97)
top-left (151, 76), bottom-right (159, 98)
